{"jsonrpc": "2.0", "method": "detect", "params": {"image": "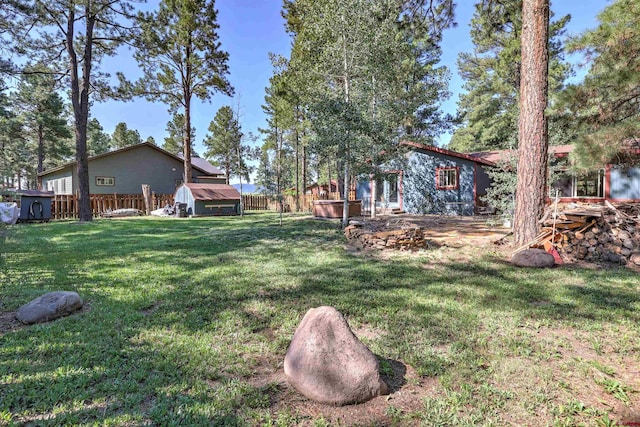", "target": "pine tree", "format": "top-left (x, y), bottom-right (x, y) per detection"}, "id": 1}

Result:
top-left (2, 0), bottom-right (137, 221)
top-left (111, 122), bottom-right (142, 149)
top-left (203, 106), bottom-right (244, 185)
top-left (449, 0), bottom-right (570, 152)
top-left (162, 113), bottom-right (196, 156)
top-left (121, 0), bottom-right (233, 183)
top-left (556, 0), bottom-right (640, 169)
top-left (12, 68), bottom-right (72, 182)
top-left (87, 118), bottom-right (112, 156)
